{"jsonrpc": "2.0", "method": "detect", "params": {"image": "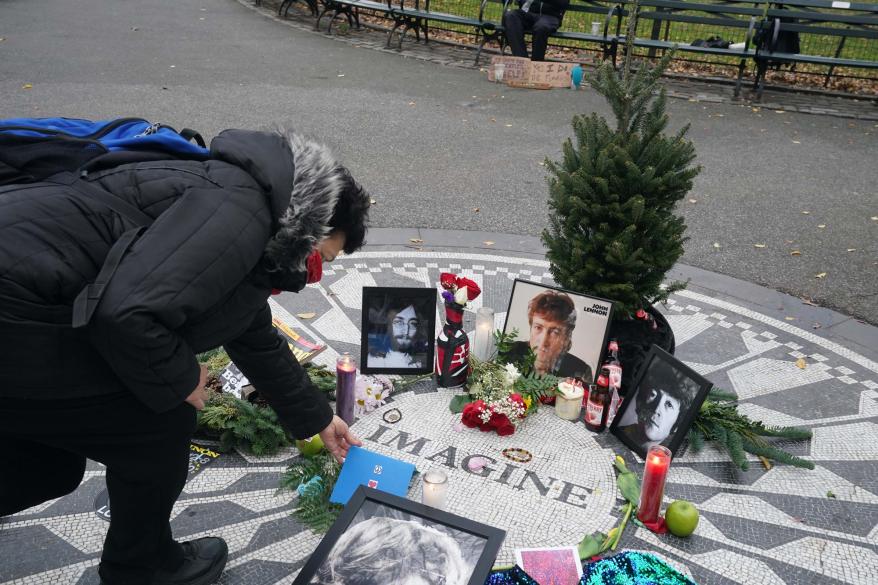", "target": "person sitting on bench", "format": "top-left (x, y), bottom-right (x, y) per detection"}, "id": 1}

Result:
top-left (502, 0), bottom-right (570, 62)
